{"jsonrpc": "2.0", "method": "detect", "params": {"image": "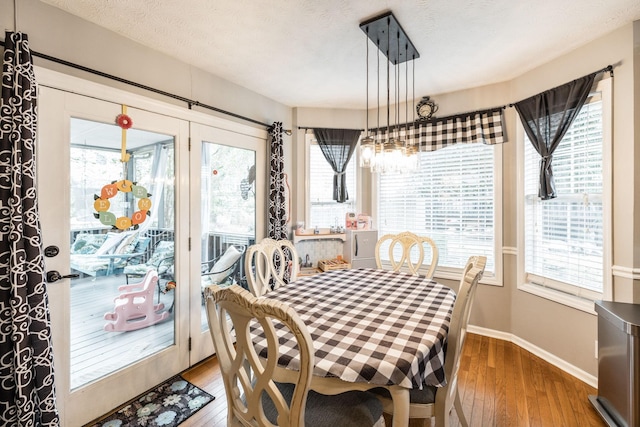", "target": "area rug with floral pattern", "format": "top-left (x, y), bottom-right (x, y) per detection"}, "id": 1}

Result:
top-left (86, 375), bottom-right (214, 427)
